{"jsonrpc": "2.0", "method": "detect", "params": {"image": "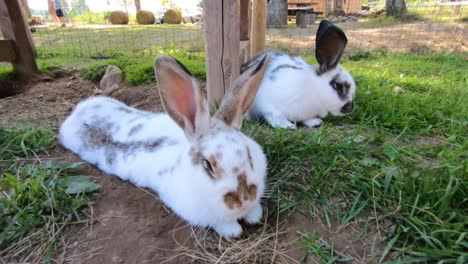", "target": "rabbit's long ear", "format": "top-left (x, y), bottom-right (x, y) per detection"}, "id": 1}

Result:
top-left (155, 56), bottom-right (209, 139)
top-left (315, 20), bottom-right (347, 74)
top-left (217, 54), bottom-right (271, 130)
